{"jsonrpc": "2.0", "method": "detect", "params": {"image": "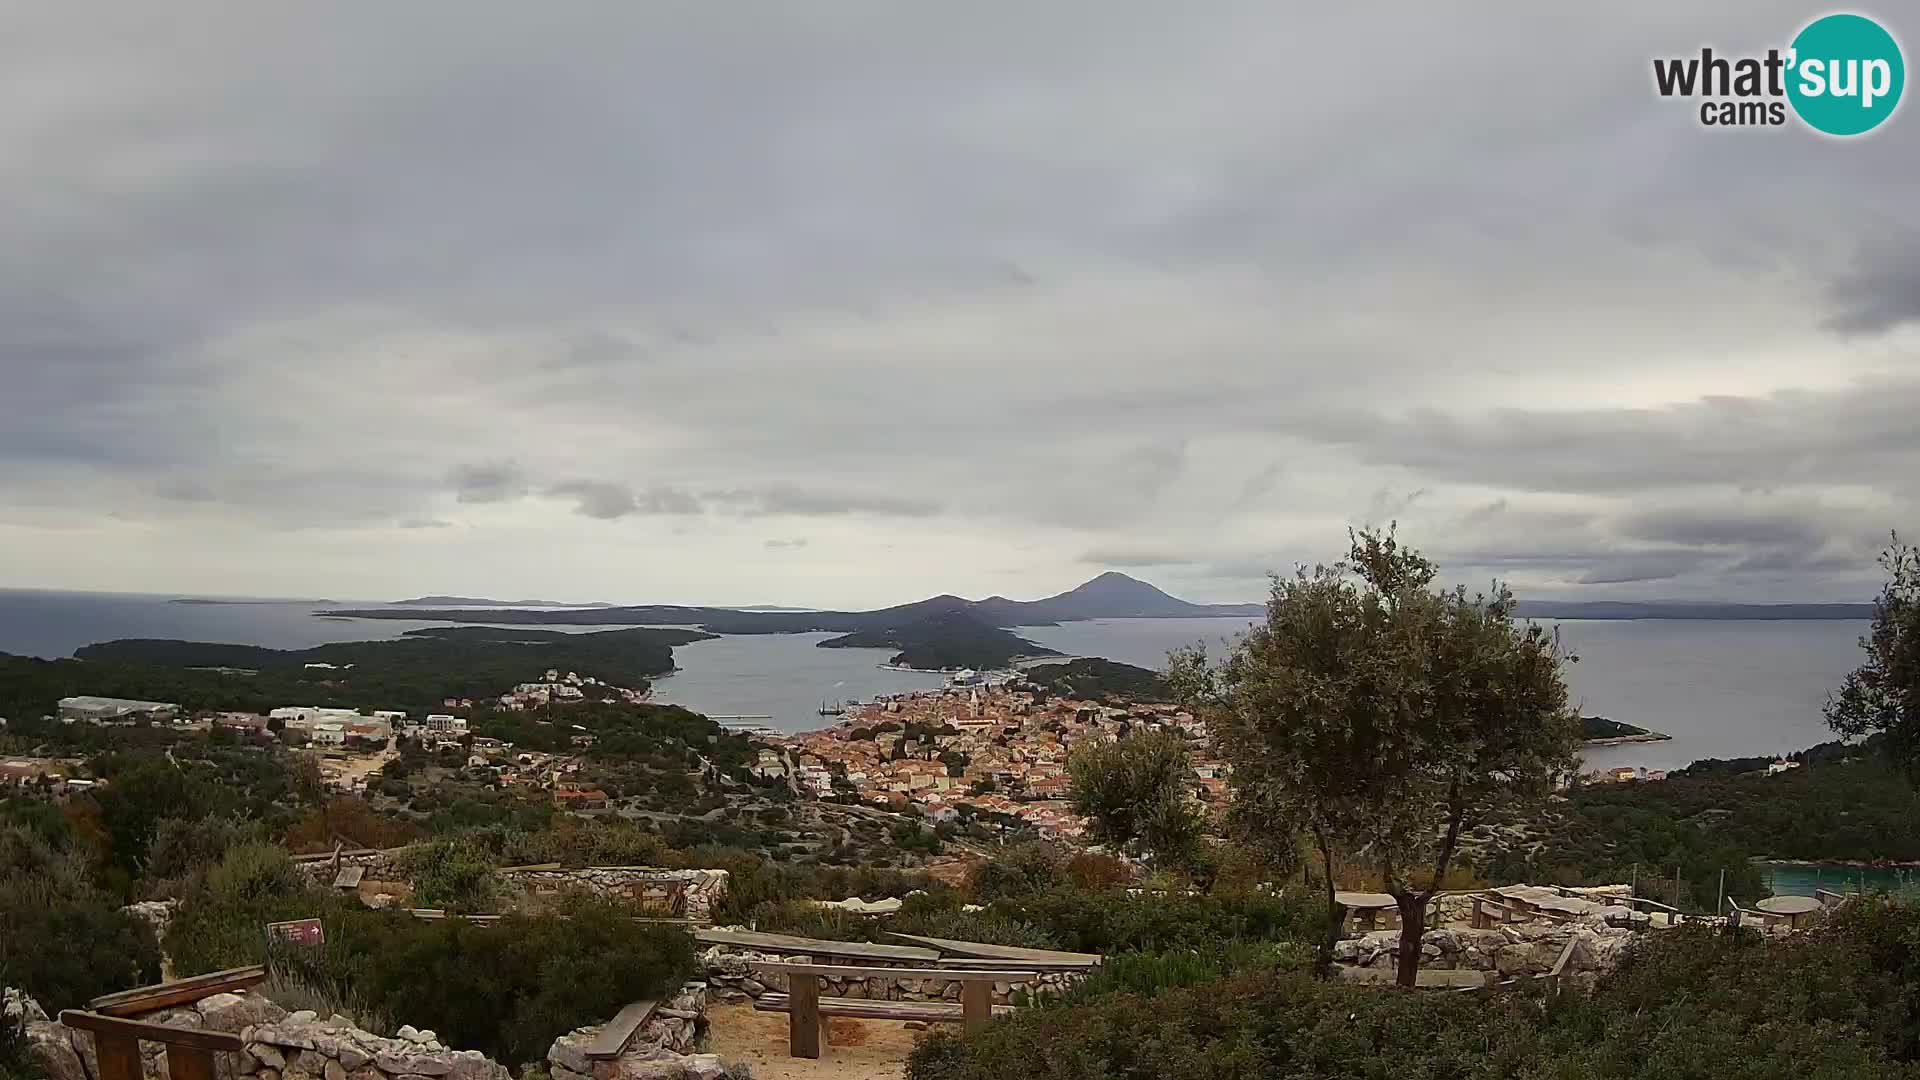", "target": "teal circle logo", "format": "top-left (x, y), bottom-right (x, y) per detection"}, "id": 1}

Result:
top-left (1787, 13), bottom-right (1905, 135)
